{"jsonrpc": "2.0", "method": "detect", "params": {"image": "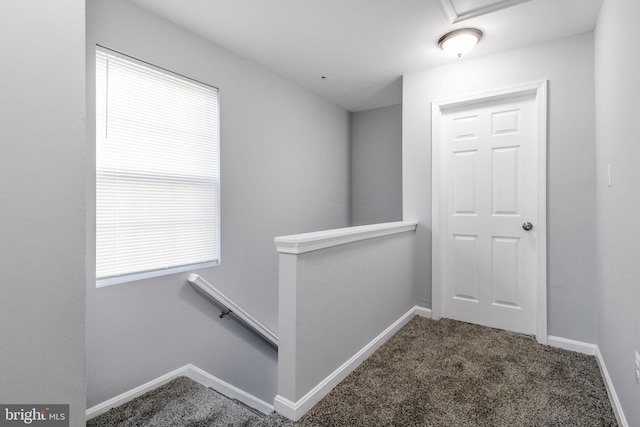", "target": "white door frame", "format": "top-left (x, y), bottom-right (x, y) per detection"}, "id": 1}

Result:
top-left (431, 81), bottom-right (548, 344)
